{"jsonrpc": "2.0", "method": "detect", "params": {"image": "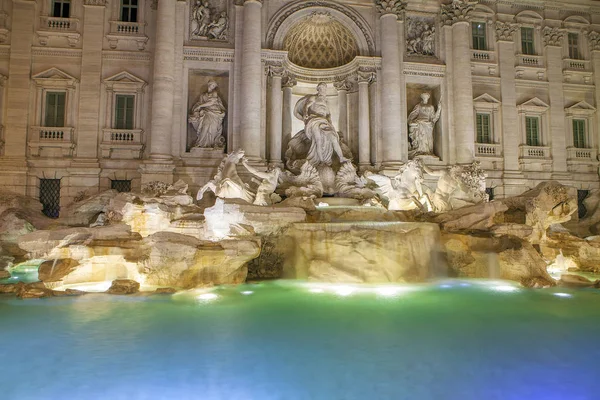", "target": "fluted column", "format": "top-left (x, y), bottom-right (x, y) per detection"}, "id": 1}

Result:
top-left (281, 74), bottom-right (296, 162)
top-left (442, 2), bottom-right (475, 164)
top-left (495, 22), bottom-right (522, 190)
top-left (544, 27), bottom-right (568, 177)
top-left (149, 0), bottom-right (176, 159)
top-left (357, 71), bottom-right (374, 168)
top-left (239, 0), bottom-right (263, 161)
top-left (267, 65), bottom-right (284, 166)
top-left (376, 1), bottom-right (406, 167)
top-left (334, 78), bottom-right (351, 144)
